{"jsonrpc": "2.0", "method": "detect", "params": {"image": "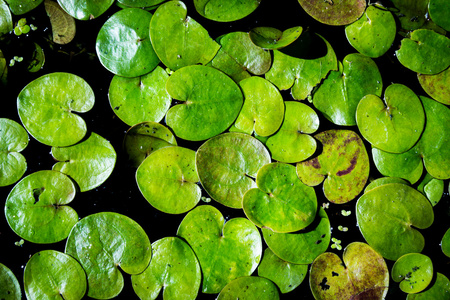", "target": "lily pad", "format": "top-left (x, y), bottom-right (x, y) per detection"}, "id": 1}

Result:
top-left (417, 173), bottom-right (444, 206)
top-left (392, 253), bottom-right (433, 294)
top-left (345, 5), bottom-right (396, 58)
top-left (418, 67), bottom-right (450, 105)
top-left (233, 76), bottom-right (284, 137)
top-left (211, 31), bottom-right (272, 82)
top-left (0, 263), bottom-right (21, 300)
top-left (118, 0), bottom-right (165, 7)
top-left (24, 250), bottom-right (87, 300)
top-left (5, 0), bottom-right (43, 15)
top-left (0, 118), bottom-right (28, 187)
top-left (4, 170), bottom-right (78, 243)
top-left (65, 212), bottom-right (152, 299)
top-left (365, 177), bottom-right (409, 193)
top-left (0, 0), bottom-right (12, 35)
top-left (356, 84), bottom-right (425, 153)
top-left (27, 43), bottom-right (45, 73)
top-left (57, 0), bottom-right (114, 20)
top-left (177, 205), bottom-right (262, 294)
top-left (194, 0), bottom-right (261, 22)
top-left (17, 72), bottom-right (95, 147)
top-left (310, 242), bottom-right (389, 300)
top-left (109, 66), bottom-right (171, 126)
top-left (442, 228), bottom-right (450, 257)
top-left (356, 183), bottom-right (434, 260)
top-left (150, 0), bottom-right (220, 71)
top-left (45, 0), bottom-right (76, 45)
top-left (196, 132), bottom-right (271, 208)
top-left (396, 29), bottom-right (450, 75)
top-left (265, 34), bottom-right (337, 100)
top-left (296, 130), bottom-right (370, 204)
top-left (249, 26), bottom-right (303, 50)
top-left (136, 146), bottom-right (200, 214)
top-left (243, 162), bottom-right (317, 233)
top-left (298, 0), bottom-right (366, 26)
top-left (390, 0), bottom-right (429, 31)
top-left (262, 207), bottom-right (331, 264)
top-left (96, 8), bottom-right (159, 77)
top-left (407, 273), bottom-right (450, 300)
top-left (217, 276), bottom-right (279, 300)
top-left (258, 248), bottom-right (308, 293)
top-left (52, 132), bottom-right (116, 192)
top-left (429, 0), bottom-right (450, 31)
top-left (312, 53), bottom-right (382, 126)
top-left (166, 65), bottom-right (243, 141)
top-left (131, 237), bottom-right (201, 300)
